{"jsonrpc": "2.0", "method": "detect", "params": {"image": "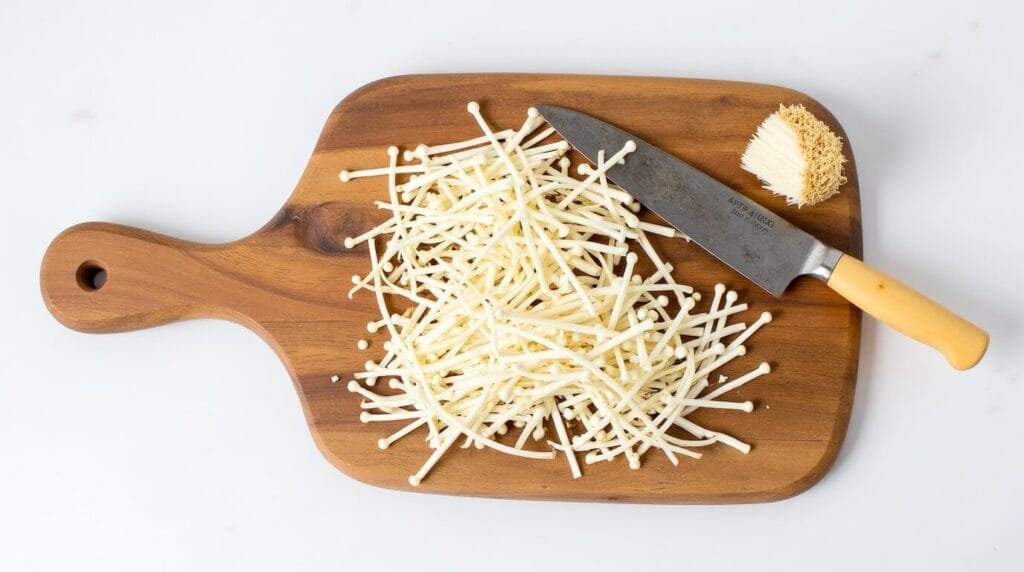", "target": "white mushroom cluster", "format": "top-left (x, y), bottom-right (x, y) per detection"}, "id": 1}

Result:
top-left (741, 103), bottom-right (847, 207)
top-left (341, 102), bottom-right (772, 486)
